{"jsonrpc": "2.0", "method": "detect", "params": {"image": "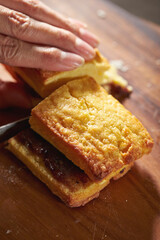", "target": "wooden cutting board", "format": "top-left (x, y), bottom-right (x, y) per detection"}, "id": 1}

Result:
top-left (0, 0), bottom-right (160, 239)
